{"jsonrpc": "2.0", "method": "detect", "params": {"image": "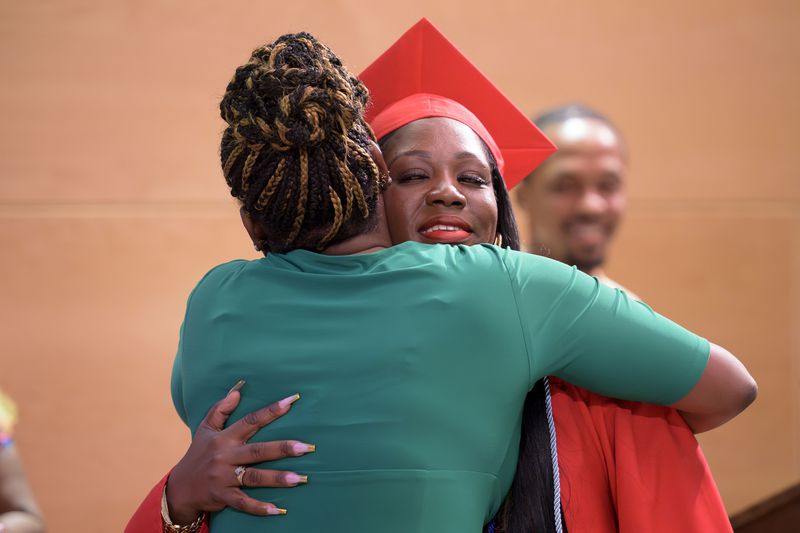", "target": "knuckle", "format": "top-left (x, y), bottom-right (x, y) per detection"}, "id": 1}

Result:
top-left (250, 442), bottom-right (266, 460)
top-left (204, 401), bottom-right (222, 421)
top-left (210, 450), bottom-right (226, 465)
top-left (243, 411), bottom-right (261, 426)
top-left (275, 471), bottom-right (289, 486)
top-left (233, 495), bottom-right (248, 511)
top-left (279, 440), bottom-right (293, 456)
top-left (244, 468), bottom-right (262, 486)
